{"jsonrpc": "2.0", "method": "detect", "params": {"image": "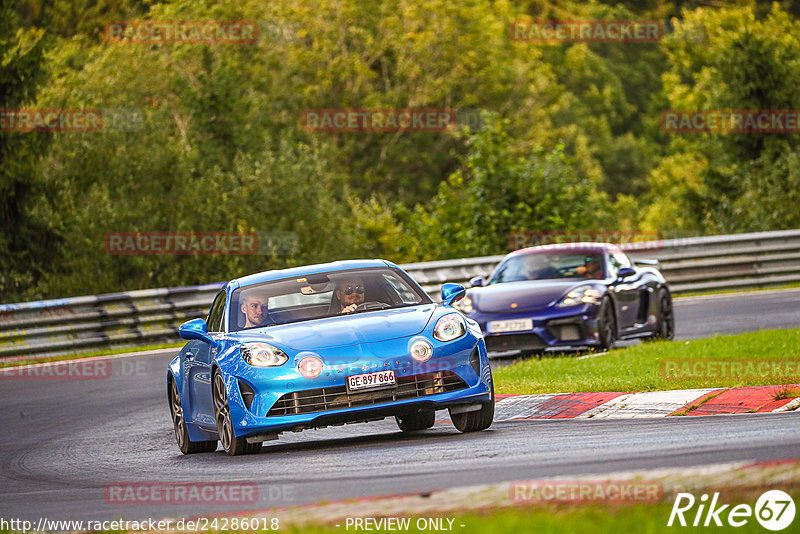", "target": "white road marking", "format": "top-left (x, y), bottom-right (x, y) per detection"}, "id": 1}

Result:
top-left (578, 388), bottom-right (718, 419)
top-left (494, 394), bottom-right (561, 421)
top-left (773, 397), bottom-right (800, 412)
